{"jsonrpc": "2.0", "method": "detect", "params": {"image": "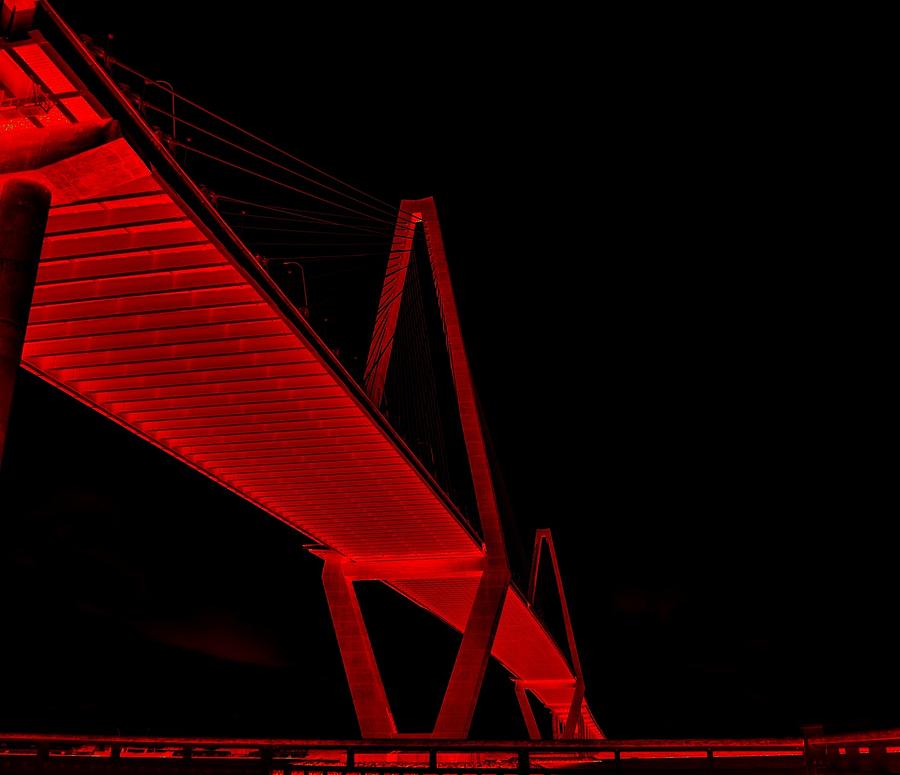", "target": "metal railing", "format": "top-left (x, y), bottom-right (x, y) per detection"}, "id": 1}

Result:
top-left (3, 731), bottom-right (899, 773)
